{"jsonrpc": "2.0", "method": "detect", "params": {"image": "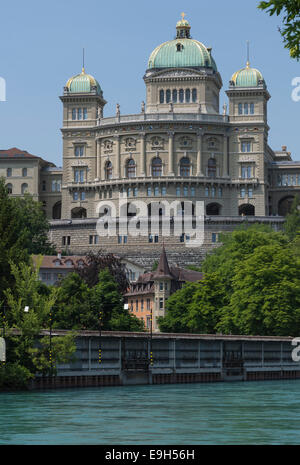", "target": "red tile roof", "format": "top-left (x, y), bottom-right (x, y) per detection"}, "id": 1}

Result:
top-left (32, 255), bottom-right (87, 270)
top-left (0, 147), bottom-right (55, 166)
